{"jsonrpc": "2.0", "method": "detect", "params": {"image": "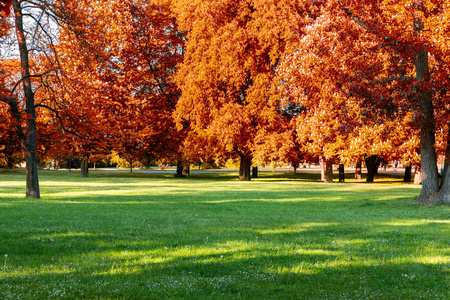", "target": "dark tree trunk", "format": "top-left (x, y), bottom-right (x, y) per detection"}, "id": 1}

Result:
top-left (404, 165), bottom-right (412, 182)
top-left (175, 160), bottom-right (190, 177)
top-left (81, 159), bottom-right (89, 177)
top-left (13, 0), bottom-right (40, 198)
top-left (175, 163), bottom-right (184, 177)
top-left (355, 162), bottom-right (362, 180)
top-left (183, 161), bottom-right (190, 176)
top-left (339, 164), bottom-right (345, 182)
top-left (6, 156), bottom-right (14, 171)
top-left (324, 158), bottom-right (333, 183)
top-left (410, 0), bottom-right (440, 204)
top-left (239, 155), bottom-right (252, 181)
top-left (374, 159), bottom-right (380, 174)
top-left (365, 155), bottom-right (378, 183)
top-left (252, 166), bottom-right (258, 178)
